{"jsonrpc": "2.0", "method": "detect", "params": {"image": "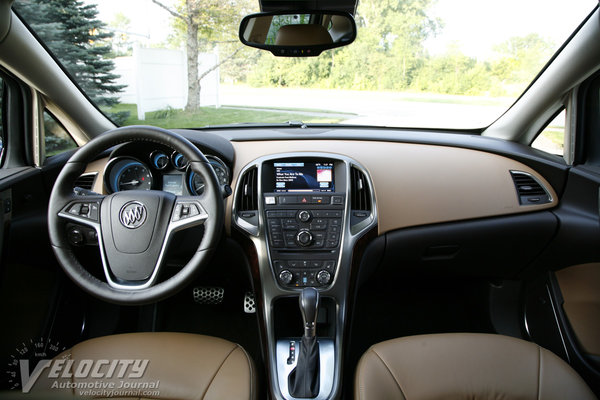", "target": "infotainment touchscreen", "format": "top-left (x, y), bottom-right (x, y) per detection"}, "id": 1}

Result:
top-left (274, 161), bottom-right (334, 192)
